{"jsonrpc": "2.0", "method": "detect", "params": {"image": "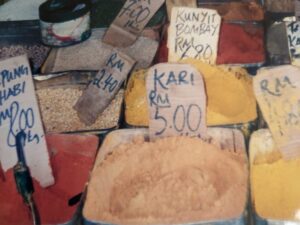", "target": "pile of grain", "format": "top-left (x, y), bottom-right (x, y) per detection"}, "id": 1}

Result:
top-left (36, 87), bottom-right (123, 133)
